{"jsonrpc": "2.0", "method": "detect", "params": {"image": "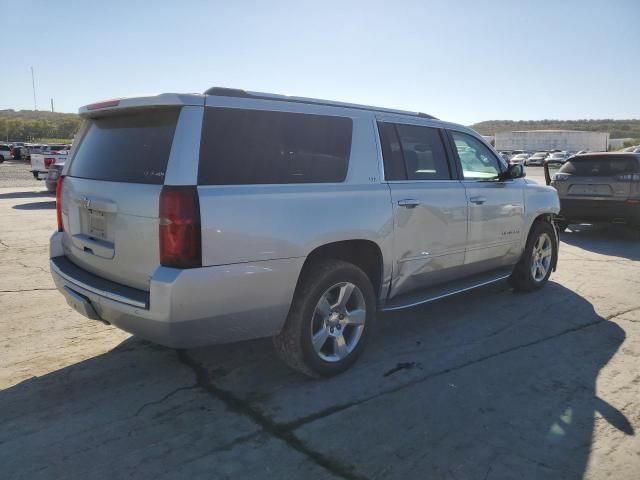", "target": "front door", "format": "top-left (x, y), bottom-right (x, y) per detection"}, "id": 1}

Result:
top-left (448, 130), bottom-right (525, 271)
top-left (378, 120), bottom-right (469, 298)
